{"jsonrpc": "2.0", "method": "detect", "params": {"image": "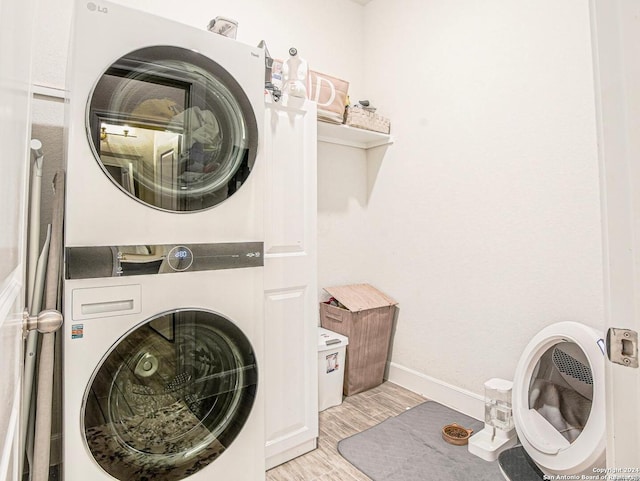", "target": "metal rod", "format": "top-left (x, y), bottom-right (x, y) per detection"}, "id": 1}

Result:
top-left (32, 333), bottom-right (55, 481)
top-left (27, 139), bottom-right (43, 300)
